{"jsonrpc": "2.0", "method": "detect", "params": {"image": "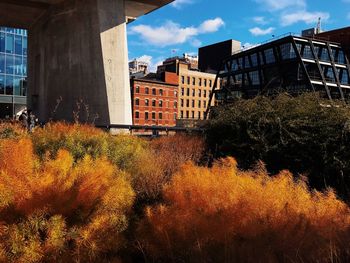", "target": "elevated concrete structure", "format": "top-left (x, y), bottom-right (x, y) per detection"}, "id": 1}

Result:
top-left (0, 0), bottom-right (173, 124)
